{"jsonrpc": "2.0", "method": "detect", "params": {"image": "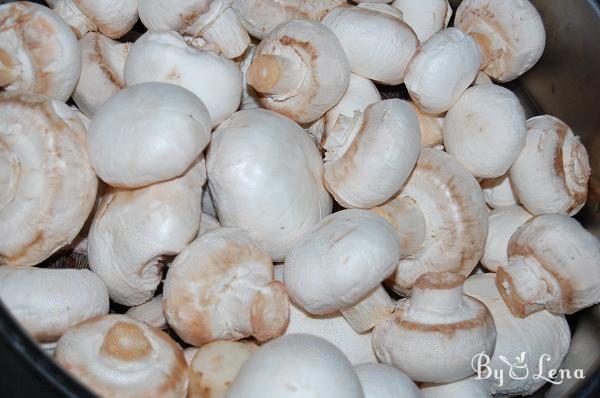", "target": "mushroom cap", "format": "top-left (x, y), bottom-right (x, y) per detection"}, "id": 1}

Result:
top-left (355, 363), bottom-right (422, 398)
top-left (443, 84), bottom-right (527, 178)
top-left (54, 314), bottom-right (188, 398)
top-left (0, 266), bottom-right (109, 343)
top-left (510, 115), bottom-right (590, 216)
top-left (391, 0), bottom-right (451, 42)
top-left (465, 273), bottom-right (571, 396)
top-left (323, 99), bottom-right (422, 209)
top-left (206, 109), bottom-right (332, 261)
top-left (138, 0), bottom-right (210, 32)
top-left (407, 102), bottom-right (444, 148)
top-left (0, 93), bottom-right (98, 266)
top-left (88, 159), bottom-right (205, 306)
top-left (73, 32), bottom-right (130, 117)
top-left (421, 377), bottom-right (492, 398)
top-left (88, 82), bottom-right (211, 188)
top-left (481, 205), bottom-right (532, 272)
top-left (250, 20), bottom-right (351, 124)
top-left (455, 0), bottom-right (545, 82)
top-left (284, 209), bottom-right (400, 315)
top-left (232, 0), bottom-right (346, 40)
top-left (386, 148), bottom-right (488, 294)
top-left (405, 28), bottom-right (481, 114)
top-left (322, 4), bottom-right (418, 85)
top-left (480, 172), bottom-right (519, 209)
top-left (0, 2), bottom-right (81, 102)
top-left (226, 334), bottom-right (364, 398)
top-left (163, 227), bottom-right (289, 346)
top-left (124, 30), bottom-right (242, 127)
top-left (125, 295), bottom-right (167, 330)
top-left (497, 214), bottom-right (600, 316)
top-left (198, 212), bottom-right (221, 235)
